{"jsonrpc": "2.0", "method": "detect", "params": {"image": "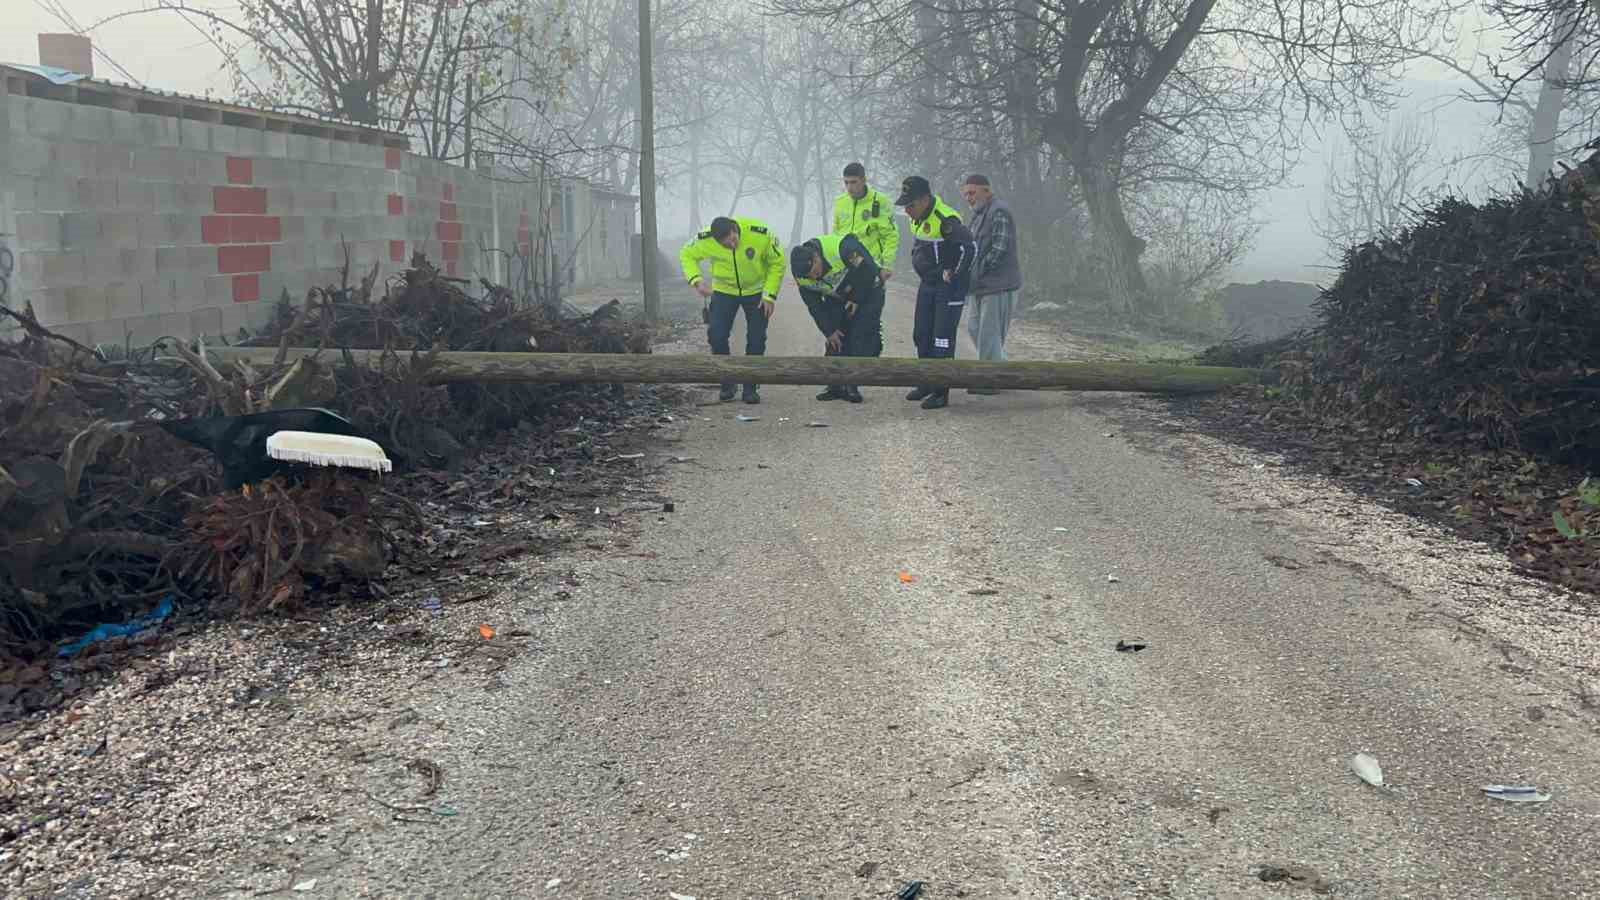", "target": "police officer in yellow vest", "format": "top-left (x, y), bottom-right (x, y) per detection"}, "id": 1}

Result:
top-left (895, 176), bottom-right (977, 409)
top-left (679, 215), bottom-right (784, 404)
top-left (834, 162), bottom-right (900, 283)
top-left (790, 232), bottom-right (885, 404)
